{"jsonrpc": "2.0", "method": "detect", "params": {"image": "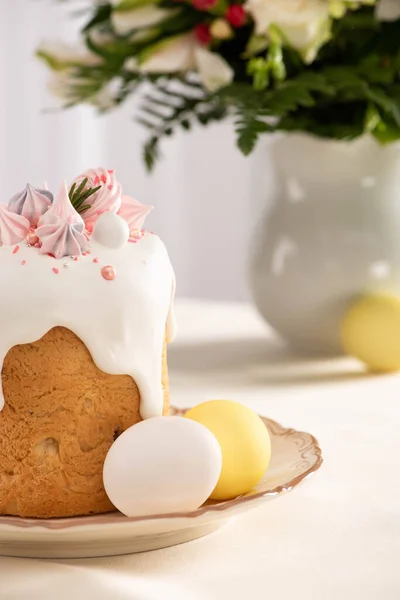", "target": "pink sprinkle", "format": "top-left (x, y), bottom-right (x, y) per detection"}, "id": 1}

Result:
top-left (100, 174), bottom-right (107, 184)
top-left (86, 222), bottom-right (94, 233)
top-left (34, 243), bottom-right (40, 248)
top-left (13, 246), bottom-right (20, 254)
top-left (47, 253), bottom-right (55, 259)
top-left (150, 231), bottom-right (155, 235)
top-left (107, 169), bottom-right (114, 174)
top-left (21, 260), bottom-right (26, 266)
top-left (73, 257), bottom-right (79, 261)
top-left (86, 250), bottom-right (91, 254)
top-left (52, 268), bottom-right (59, 274)
top-left (93, 257), bottom-right (99, 263)
top-left (101, 265), bottom-right (116, 281)
top-left (26, 232), bottom-right (39, 245)
top-left (108, 184), bottom-right (113, 190)
top-left (82, 252), bottom-right (87, 256)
